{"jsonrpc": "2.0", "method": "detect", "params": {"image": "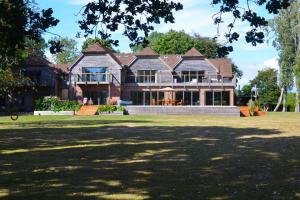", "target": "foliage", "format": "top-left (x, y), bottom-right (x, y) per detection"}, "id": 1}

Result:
top-left (98, 105), bottom-right (125, 113)
top-left (0, 68), bottom-right (32, 97)
top-left (78, 0), bottom-right (290, 55)
top-left (0, 0), bottom-right (60, 96)
top-left (0, 0), bottom-right (60, 66)
top-left (247, 99), bottom-right (256, 116)
top-left (241, 84), bottom-right (252, 96)
top-left (78, 0), bottom-right (182, 47)
top-left (53, 37), bottom-right (79, 64)
top-left (250, 68), bottom-right (281, 107)
top-left (286, 93), bottom-right (296, 112)
top-left (269, 3), bottom-right (297, 90)
top-left (232, 64), bottom-right (243, 79)
top-left (268, 1), bottom-right (299, 111)
top-left (81, 38), bottom-right (114, 51)
top-left (131, 32), bottom-right (164, 52)
top-left (133, 30), bottom-right (227, 58)
top-left (35, 97), bottom-right (81, 112)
